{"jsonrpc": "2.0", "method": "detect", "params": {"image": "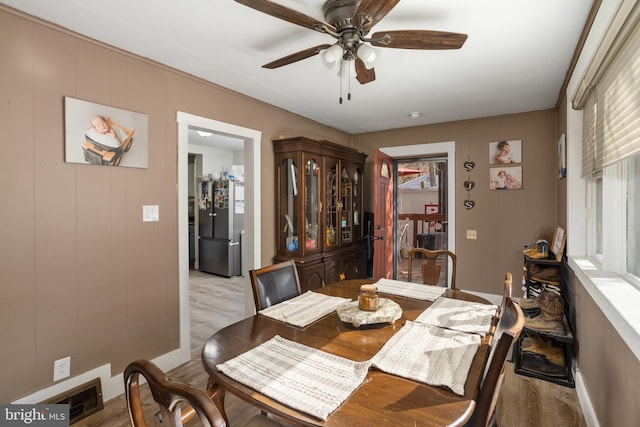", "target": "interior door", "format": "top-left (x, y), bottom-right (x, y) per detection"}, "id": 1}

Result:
top-left (373, 150), bottom-right (394, 279)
